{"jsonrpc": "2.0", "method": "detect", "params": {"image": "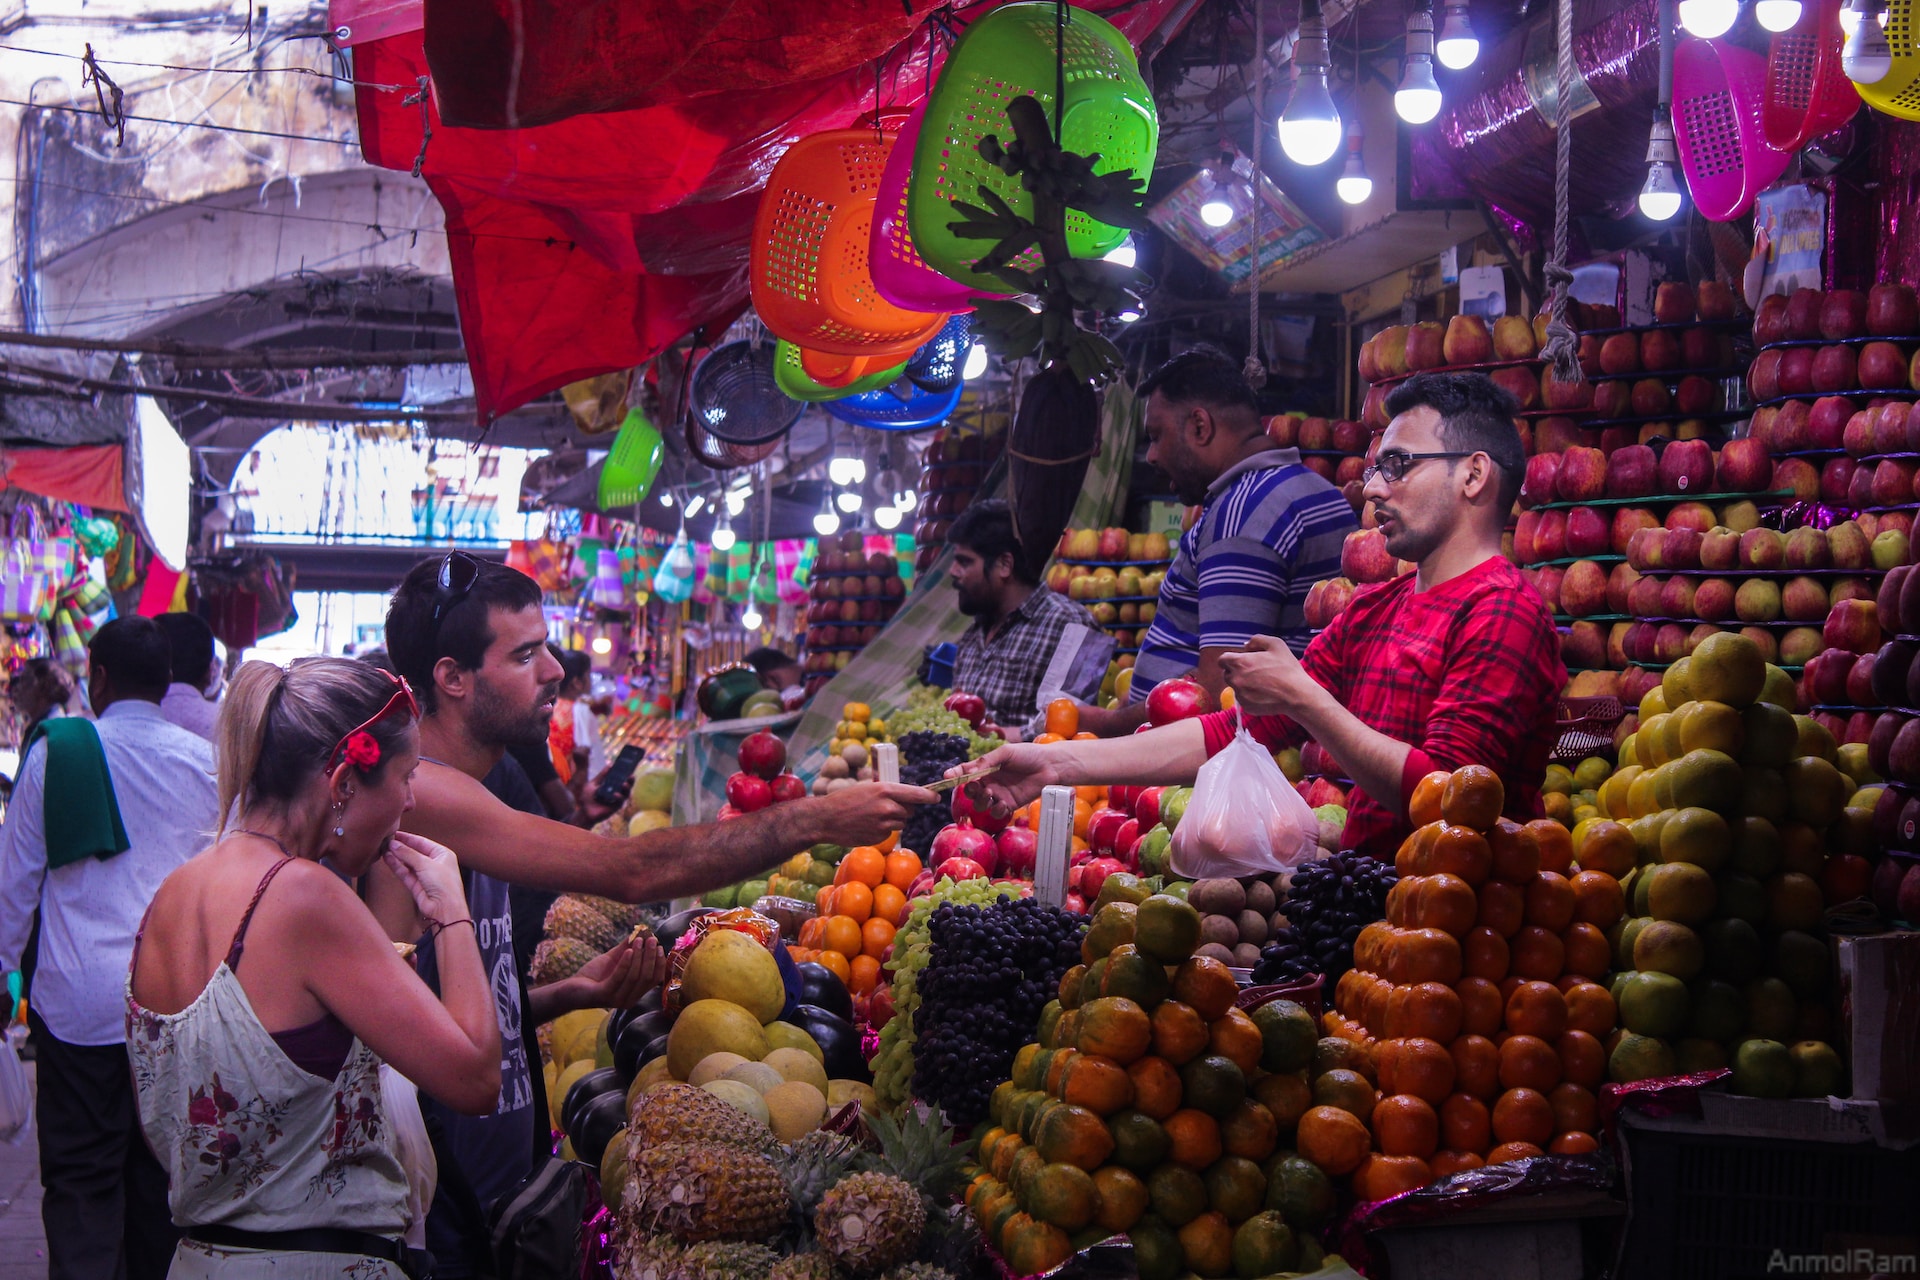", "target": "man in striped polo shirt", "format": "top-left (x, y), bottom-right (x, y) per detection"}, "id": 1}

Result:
top-left (1079, 349), bottom-right (1357, 735)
